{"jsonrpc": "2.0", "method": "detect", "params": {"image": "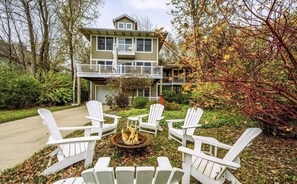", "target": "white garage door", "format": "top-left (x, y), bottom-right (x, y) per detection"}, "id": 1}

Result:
top-left (95, 85), bottom-right (110, 103)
